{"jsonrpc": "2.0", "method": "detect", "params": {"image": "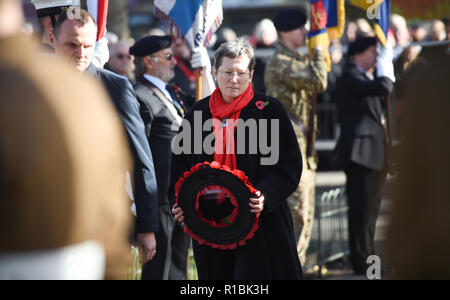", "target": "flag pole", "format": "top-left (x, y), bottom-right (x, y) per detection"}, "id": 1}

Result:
top-left (195, 68), bottom-right (203, 101)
